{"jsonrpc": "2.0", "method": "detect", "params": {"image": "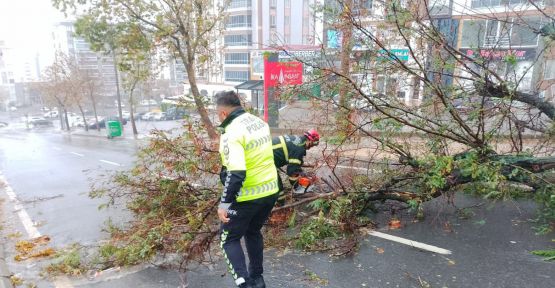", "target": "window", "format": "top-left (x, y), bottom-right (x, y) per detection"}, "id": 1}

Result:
top-left (228, 0), bottom-right (251, 9)
top-left (545, 60), bottom-right (555, 80)
top-left (225, 53), bottom-right (250, 64)
top-left (461, 18), bottom-right (540, 48)
top-left (270, 0), bottom-right (277, 8)
top-left (224, 34), bottom-right (252, 46)
top-left (270, 15), bottom-right (276, 28)
top-left (511, 17), bottom-right (542, 46)
top-left (225, 70), bottom-right (249, 82)
top-left (284, 16), bottom-right (290, 25)
top-left (226, 15), bottom-right (252, 28)
top-left (353, 0), bottom-right (373, 14)
top-left (461, 20), bottom-right (486, 48)
top-left (471, 0), bottom-right (538, 8)
top-left (285, 0), bottom-right (290, 7)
